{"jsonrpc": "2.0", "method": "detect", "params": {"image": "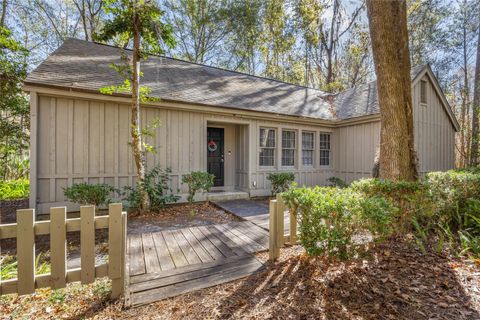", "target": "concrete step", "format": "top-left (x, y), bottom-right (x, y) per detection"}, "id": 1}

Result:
top-left (207, 191), bottom-right (249, 201)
